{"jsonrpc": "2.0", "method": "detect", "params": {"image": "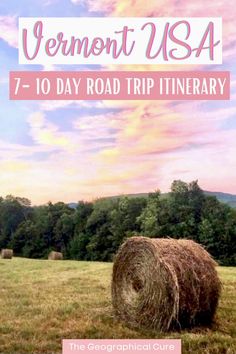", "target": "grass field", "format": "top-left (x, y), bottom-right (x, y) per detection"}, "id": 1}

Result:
top-left (0, 258), bottom-right (235, 354)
